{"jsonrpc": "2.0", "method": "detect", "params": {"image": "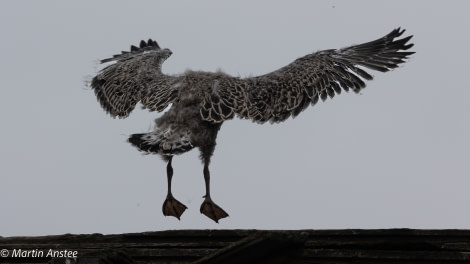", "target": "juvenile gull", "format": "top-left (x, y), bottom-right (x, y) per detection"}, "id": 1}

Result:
top-left (91, 28), bottom-right (414, 223)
